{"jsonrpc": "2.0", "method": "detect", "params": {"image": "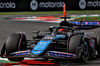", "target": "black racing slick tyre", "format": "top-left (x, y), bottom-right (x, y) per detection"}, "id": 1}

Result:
top-left (69, 35), bottom-right (83, 53)
top-left (6, 33), bottom-right (27, 61)
top-left (69, 35), bottom-right (89, 63)
top-left (96, 32), bottom-right (100, 56)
